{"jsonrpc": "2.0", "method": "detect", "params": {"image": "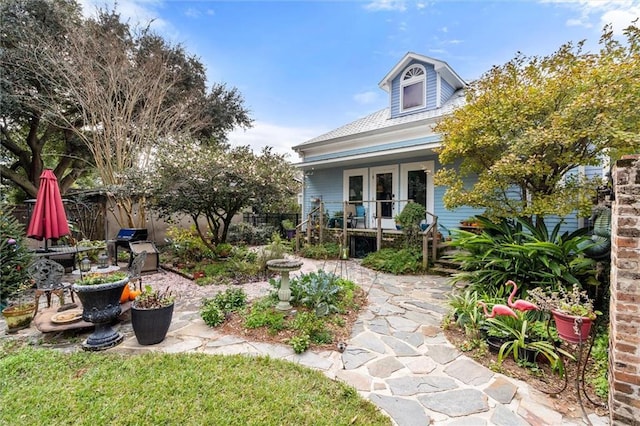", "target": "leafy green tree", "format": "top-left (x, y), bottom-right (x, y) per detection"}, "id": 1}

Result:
top-left (435, 23), bottom-right (640, 218)
top-left (1, 1), bottom-right (252, 228)
top-left (152, 141), bottom-right (299, 247)
top-left (0, 0), bottom-right (92, 198)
